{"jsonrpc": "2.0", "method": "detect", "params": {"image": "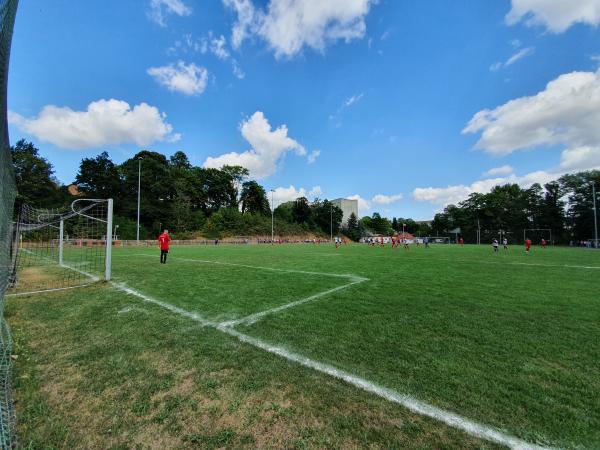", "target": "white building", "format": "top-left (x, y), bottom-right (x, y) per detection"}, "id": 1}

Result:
top-left (331, 198), bottom-right (359, 225)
